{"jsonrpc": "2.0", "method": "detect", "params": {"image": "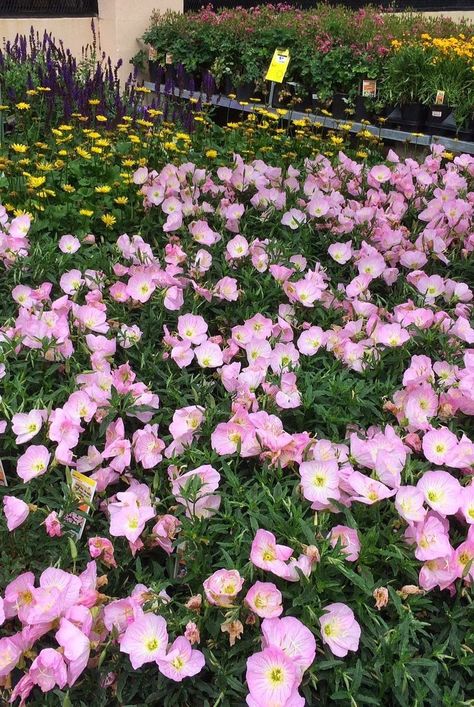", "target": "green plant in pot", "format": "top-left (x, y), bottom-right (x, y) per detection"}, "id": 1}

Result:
top-left (421, 52), bottom-right (474, 137)
top-left (310, 47), bottom-right (361, 119)
top-left (381, 42), bottom-right (433, 130)
top-left (350, 52), bottom-right (385, 123)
